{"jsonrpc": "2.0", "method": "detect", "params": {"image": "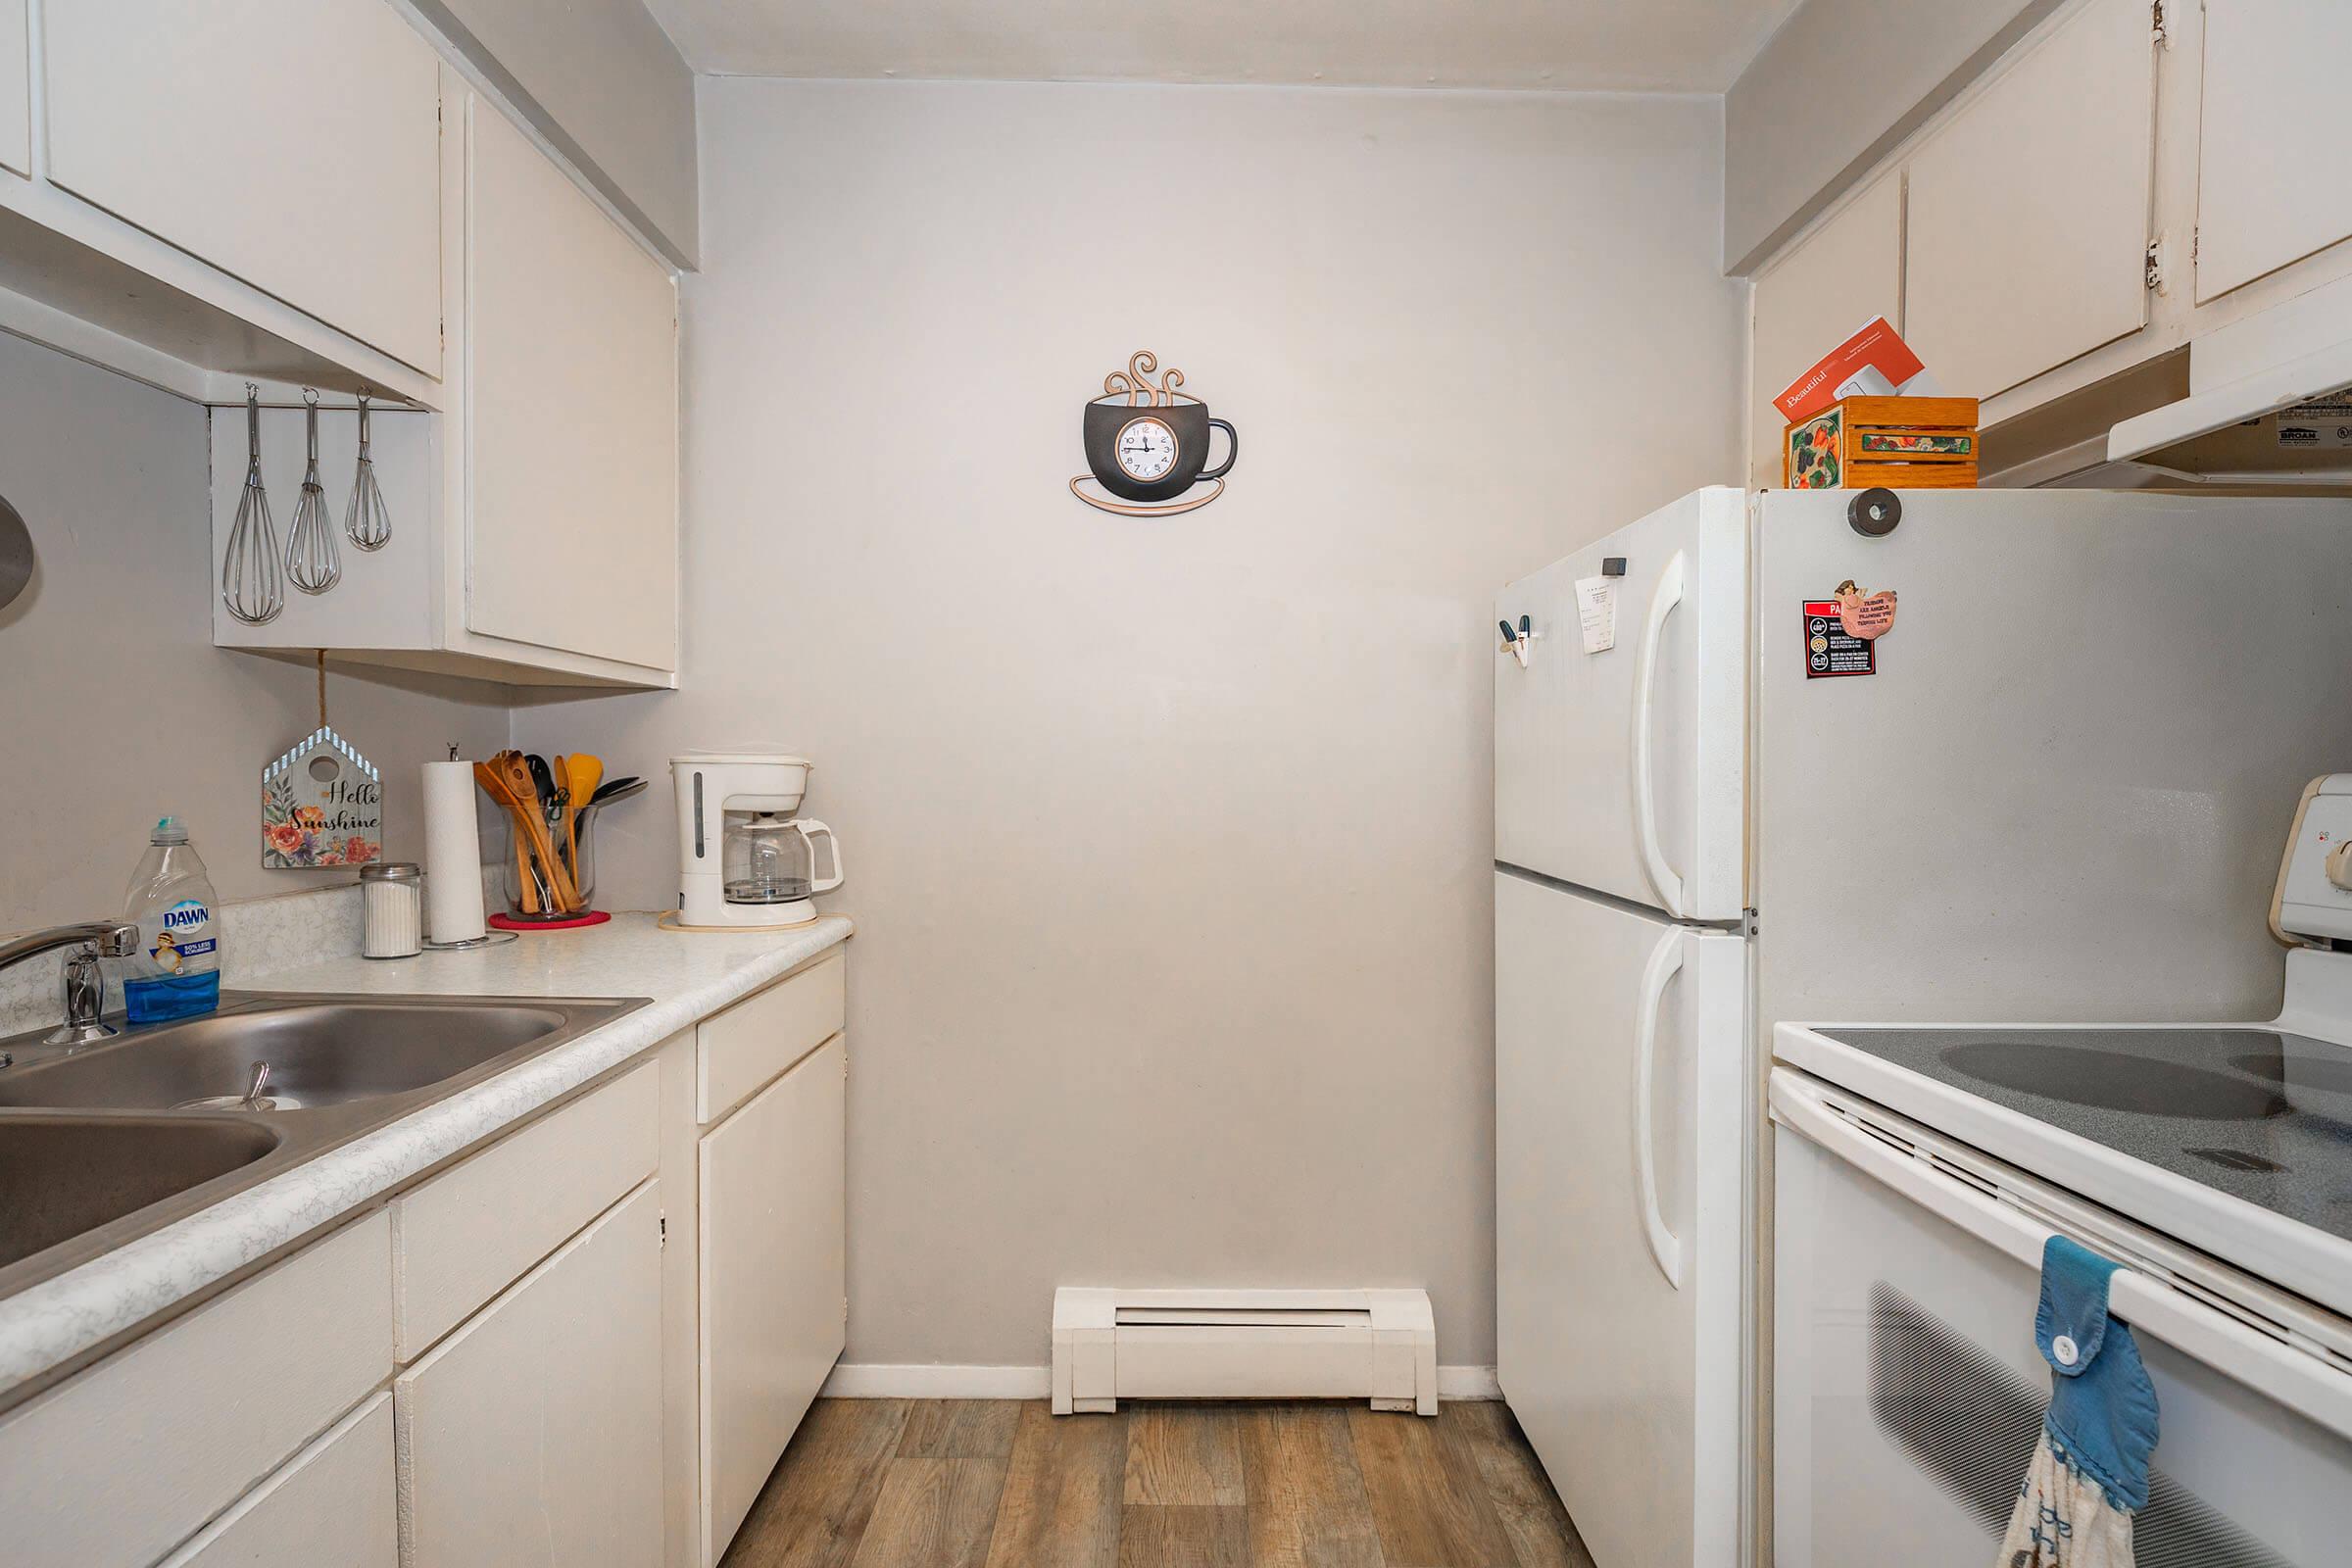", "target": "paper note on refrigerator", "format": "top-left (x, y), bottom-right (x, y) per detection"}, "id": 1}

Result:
top-left (1574, 576), bottom-right (1616, 654)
